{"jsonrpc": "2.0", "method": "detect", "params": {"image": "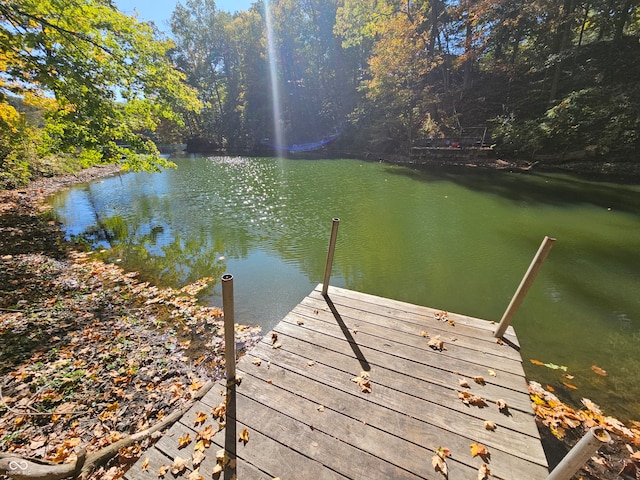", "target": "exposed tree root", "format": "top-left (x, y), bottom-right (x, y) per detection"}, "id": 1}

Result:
top-left (0, 381), bottom-right (214, 480)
